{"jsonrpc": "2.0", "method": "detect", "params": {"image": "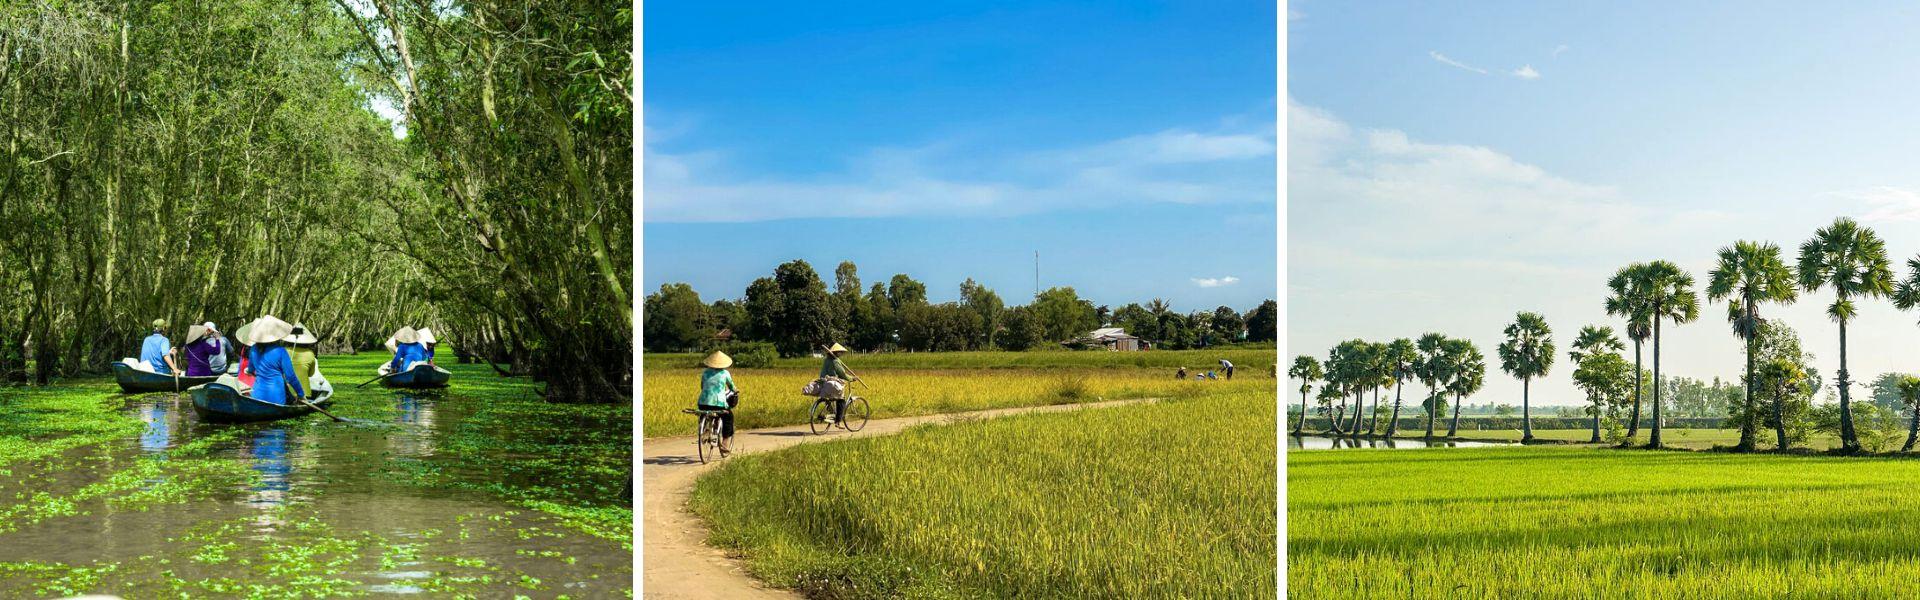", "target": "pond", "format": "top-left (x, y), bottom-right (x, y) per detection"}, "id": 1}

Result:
top-left (1288, 435), bottom-right (1513, 450)
top-left (0, 354), bottom-right (631, 598)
